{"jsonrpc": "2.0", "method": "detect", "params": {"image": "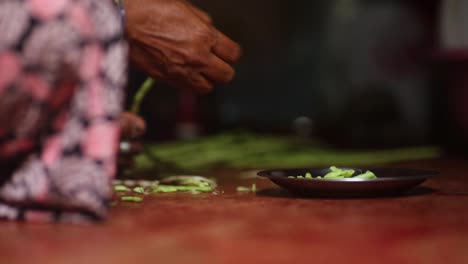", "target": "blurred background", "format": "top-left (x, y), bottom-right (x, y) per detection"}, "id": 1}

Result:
top-left (125, 0), bottom-right (468, 155)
